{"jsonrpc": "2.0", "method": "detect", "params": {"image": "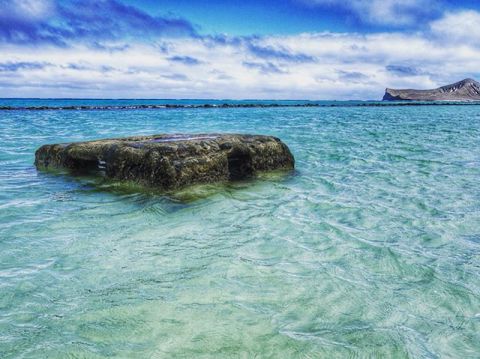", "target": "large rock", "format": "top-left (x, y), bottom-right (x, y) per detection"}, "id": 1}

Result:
top-left (35, 134), bottom-right (295, 190)
top-left (383, 78), bottom-right (480, 101)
